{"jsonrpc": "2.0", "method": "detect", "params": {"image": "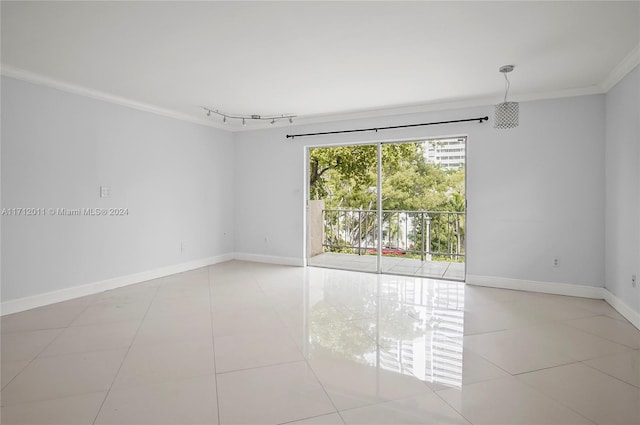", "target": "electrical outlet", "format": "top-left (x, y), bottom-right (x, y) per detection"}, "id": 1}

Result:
top-left (552, 258), bottom-right (560, 267)
top-left (100, 186), bottom-right (111, 198)
top-left (633, 274), bottom-right (637, 288)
